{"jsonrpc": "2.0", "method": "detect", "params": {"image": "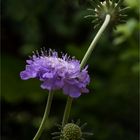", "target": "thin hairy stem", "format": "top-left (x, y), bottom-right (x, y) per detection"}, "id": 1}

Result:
top-left (33, 90), bottom-right (53, 140)
top-left (80, 14), bottom-right (111, 69)
top-left (62, 96), bottom-right (73, 127)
